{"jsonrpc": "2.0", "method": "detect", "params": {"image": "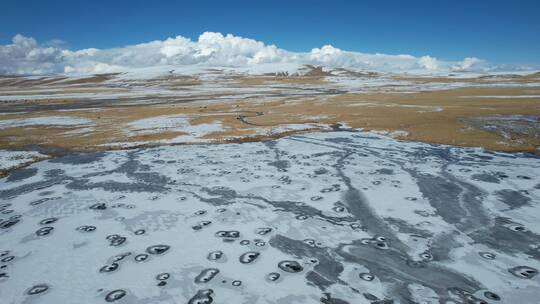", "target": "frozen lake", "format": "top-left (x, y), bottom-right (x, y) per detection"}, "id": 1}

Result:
top-left (1, 131), bottom-right (539, 303)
